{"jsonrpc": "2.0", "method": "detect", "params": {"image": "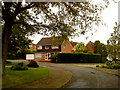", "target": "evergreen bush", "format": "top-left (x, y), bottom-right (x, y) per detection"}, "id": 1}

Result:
top-left (27, 60), bottom-right (39, 68)
top-left (51, 53), bottom-right (104, 63)
top-left (11, 62), bottom-right (28, 70)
